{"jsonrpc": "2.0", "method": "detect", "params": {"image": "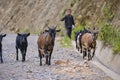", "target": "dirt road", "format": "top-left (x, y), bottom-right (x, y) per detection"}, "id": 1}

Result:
top-left (0, 34), bottom-right (112, 80)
